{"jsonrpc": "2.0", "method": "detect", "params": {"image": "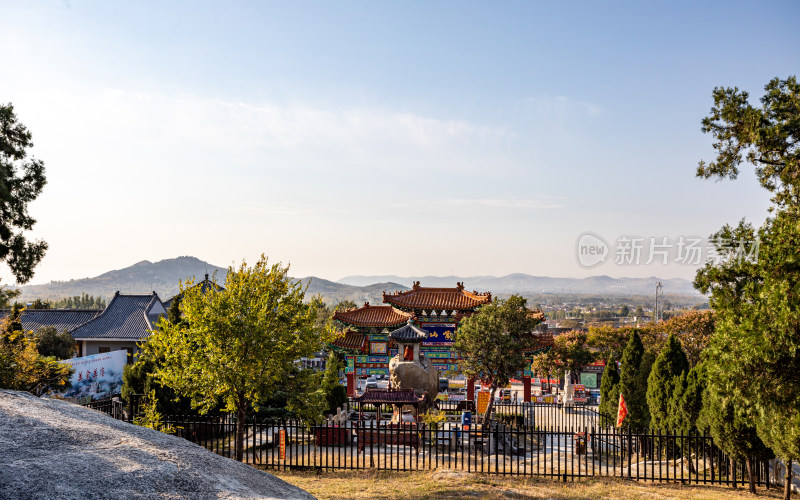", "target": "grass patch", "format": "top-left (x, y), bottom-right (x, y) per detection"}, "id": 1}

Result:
top-left (270, 469), bottom-right (786, 499)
